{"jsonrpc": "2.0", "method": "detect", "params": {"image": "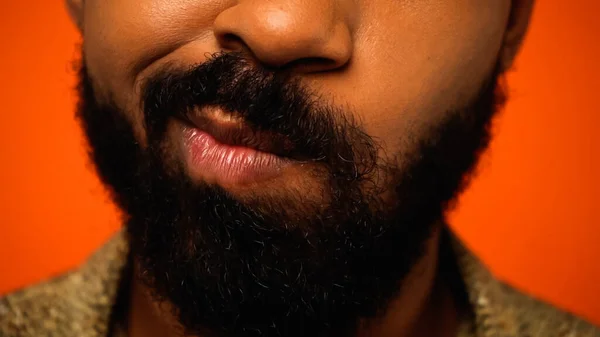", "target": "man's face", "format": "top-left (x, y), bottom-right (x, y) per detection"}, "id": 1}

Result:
top-left (83, 0), bottom-right (510, 164)
top-left (74, 1), bottom-right (516, 336)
